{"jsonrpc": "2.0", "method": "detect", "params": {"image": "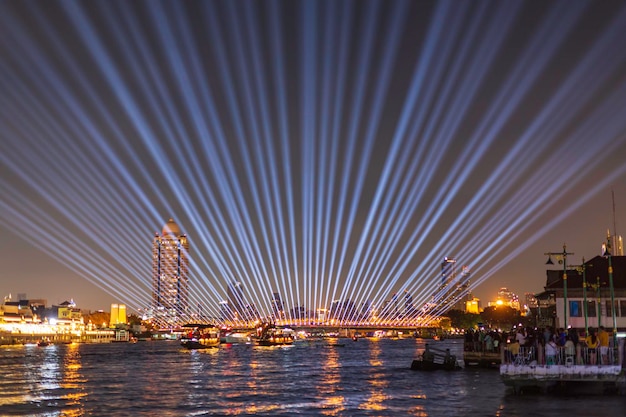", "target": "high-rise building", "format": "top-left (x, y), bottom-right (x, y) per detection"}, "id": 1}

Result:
top-left (434, 257), bottom-right (472, 312)
top-left (271, 291), bottom-right (284, 319)
top-left (152, 218), bottom-right (189, 323)
top-left (110, 303), bottom-right (127, 327)
top-left (226, 281), bottom-right (246, 321)
top-left (441, 257), bottom-right (457, 286)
